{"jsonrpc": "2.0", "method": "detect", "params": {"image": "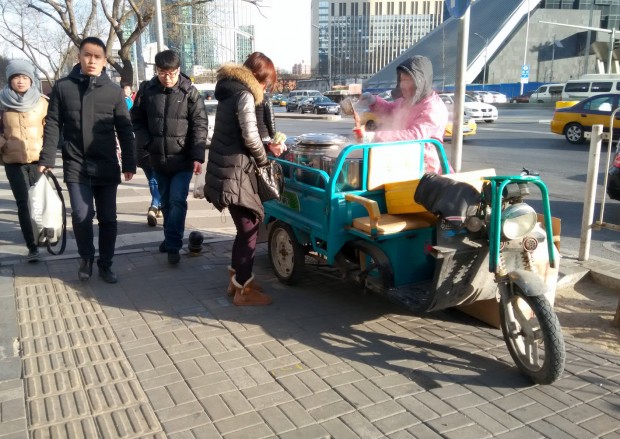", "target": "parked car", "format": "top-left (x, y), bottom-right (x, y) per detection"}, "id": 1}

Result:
top-left (271, 94), bottom-right (284, 105)
top-left (531, 83), bottom-right (564, 103)
top-left (285, 96), bottom-right (305, 112)
top-left (288, 90), bottom-right (323, 99)
top-left (471, 91), bottom-right (495, 103)
top-left (608, 142), bottom-right (620, 201)
top-left (510, 91), bottom-right (534, 103)
top-left (440, 93), bottom-right (499, 123)
top-left (488, 91), bottom-right (508, 103)
top-left (299, 96), bottom-right (341, 114)
top-left (550, 93), bottom-right (620, 144)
